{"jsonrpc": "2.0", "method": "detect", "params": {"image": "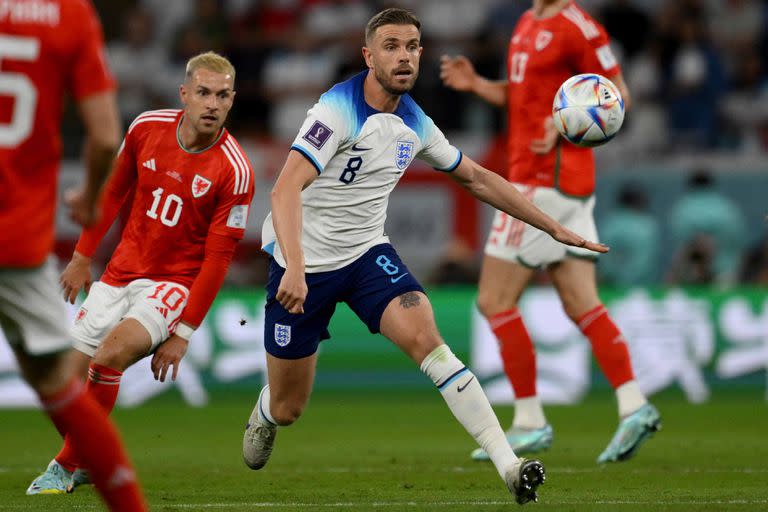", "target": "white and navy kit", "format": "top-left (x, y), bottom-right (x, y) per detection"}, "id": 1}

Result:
top-left (263, 71), bottom-right (462, 359)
